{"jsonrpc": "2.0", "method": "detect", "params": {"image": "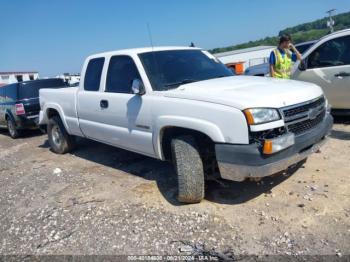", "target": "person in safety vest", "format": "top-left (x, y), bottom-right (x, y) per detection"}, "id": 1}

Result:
top-left (269, 34), bottom-right (302, 79)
